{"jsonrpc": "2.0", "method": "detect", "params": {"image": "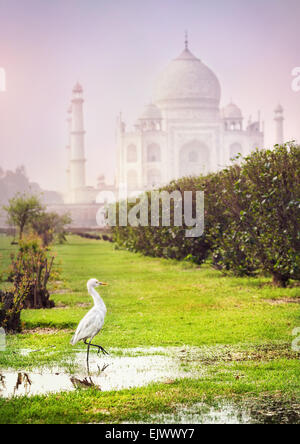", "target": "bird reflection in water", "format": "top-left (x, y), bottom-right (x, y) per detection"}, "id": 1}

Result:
top-left (0, 372), bottom-right (32, 396)
top-left (70, 361), bottom-right (110, 391)
top-left (1, 372), bottom-right (33, 395)
top-left (70, 376), bottom-right (100, 390)
top-left (0, 373), bottom-right (5, 389)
